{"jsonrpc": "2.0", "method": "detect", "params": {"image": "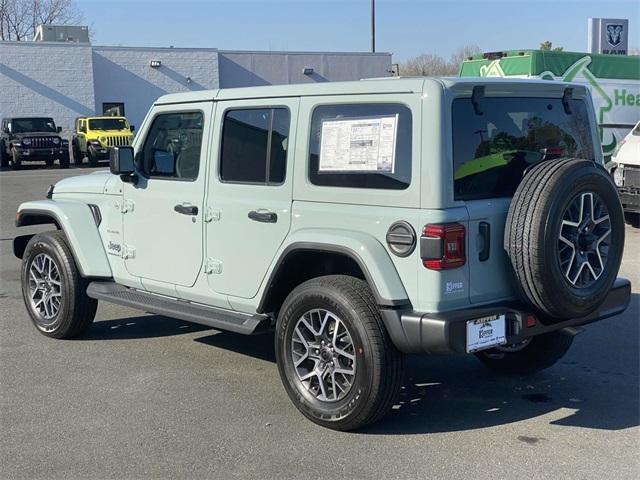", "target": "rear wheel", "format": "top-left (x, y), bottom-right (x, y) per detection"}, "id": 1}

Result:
top-left (275, 275), bottom-right (403, 431)
top-left (72, 140), bottom-right (83, 165)
top-left (475, 330), bottom-right (574, 375)
top-left (0, 143), bottom-right (8, 167)
top-left (21, 231), bottom-right (97, 339)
